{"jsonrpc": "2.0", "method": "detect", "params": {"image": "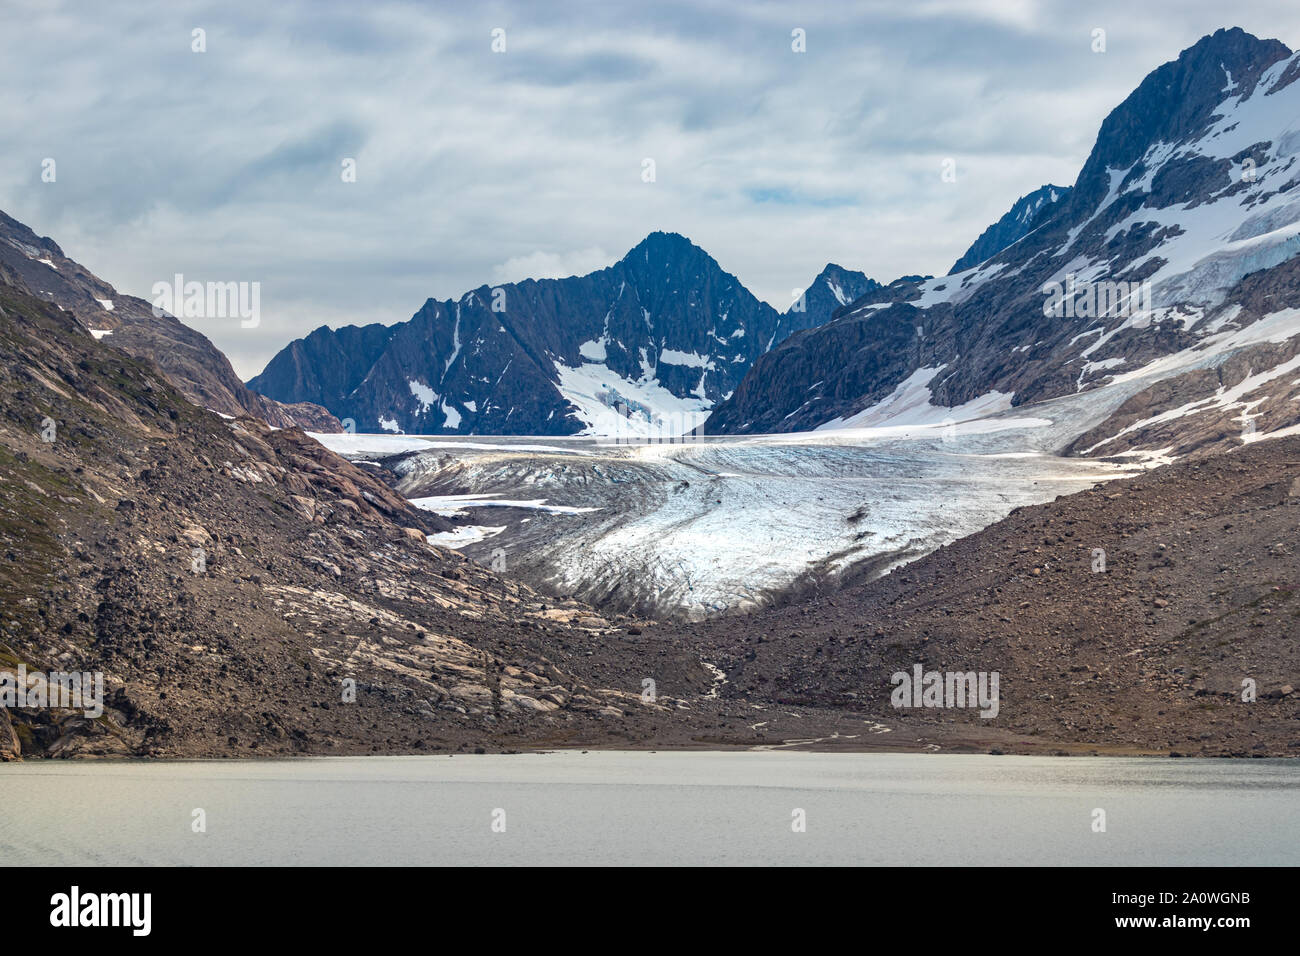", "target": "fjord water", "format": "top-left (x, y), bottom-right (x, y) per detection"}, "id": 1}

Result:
top-left (2, 753), bottom-right (1296, 865)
